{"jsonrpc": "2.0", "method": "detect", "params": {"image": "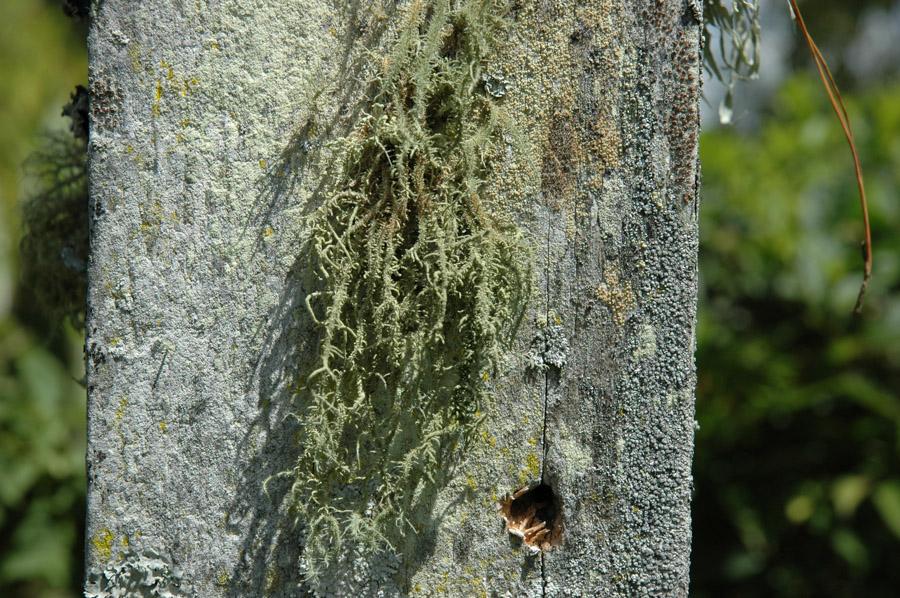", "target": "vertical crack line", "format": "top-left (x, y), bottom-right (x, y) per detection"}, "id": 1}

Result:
top-left (540, 208), bottom-right (551, 482)
top-left (539, 193), bottom-right (552, 598)
top-left (541, 550), bottom-right (548, 596)
top-left (571, 2), bottom-right (581, 379)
